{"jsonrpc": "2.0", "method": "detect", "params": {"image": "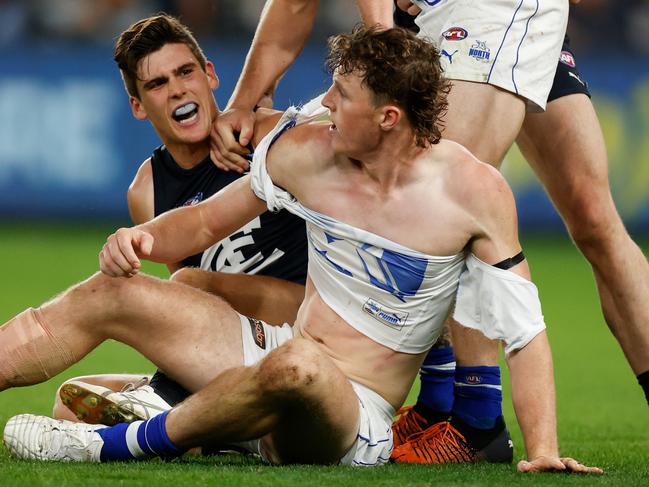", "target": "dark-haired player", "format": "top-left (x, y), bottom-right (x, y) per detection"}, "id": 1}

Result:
top-left (50, 11), bottom-right (307, 424)
top-left (1, 21), bottom-right (600, 473)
